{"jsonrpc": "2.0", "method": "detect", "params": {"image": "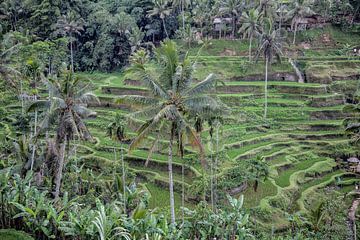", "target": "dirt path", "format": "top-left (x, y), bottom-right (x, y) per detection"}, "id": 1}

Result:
top-left (348, 195), bottom-right (360, 240)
